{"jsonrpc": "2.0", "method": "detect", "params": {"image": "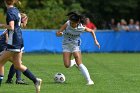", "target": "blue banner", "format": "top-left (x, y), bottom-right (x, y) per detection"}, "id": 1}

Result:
top-left (0, 29), bottom-right (140, 53)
